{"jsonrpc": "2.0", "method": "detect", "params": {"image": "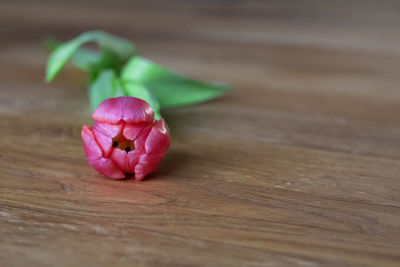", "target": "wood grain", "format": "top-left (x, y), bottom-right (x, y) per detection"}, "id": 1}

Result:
top-left (1, 0), bottom-right (400, 266)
